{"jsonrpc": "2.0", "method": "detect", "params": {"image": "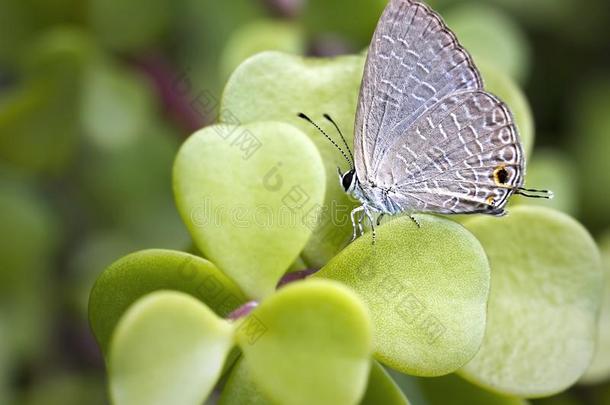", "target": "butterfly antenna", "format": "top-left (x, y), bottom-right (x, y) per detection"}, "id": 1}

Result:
top-left (515, 187), bottom-right (554, 199)
top-left (297, 113), bottom-right (353, 168)
top-left (323, 113), bottom-right (354, 163)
